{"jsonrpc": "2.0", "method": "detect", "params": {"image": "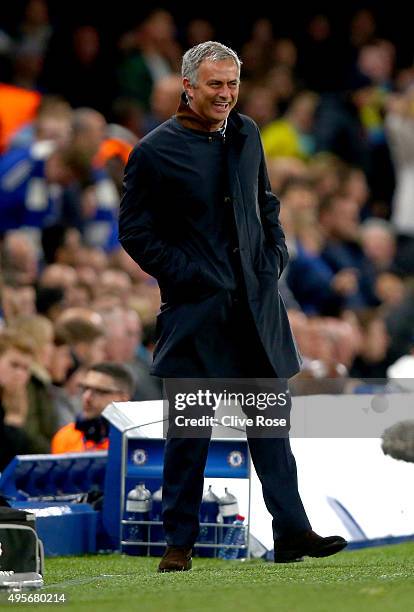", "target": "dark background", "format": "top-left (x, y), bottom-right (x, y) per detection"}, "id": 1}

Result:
top-left (1, 1), bottom-right (413, 65)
